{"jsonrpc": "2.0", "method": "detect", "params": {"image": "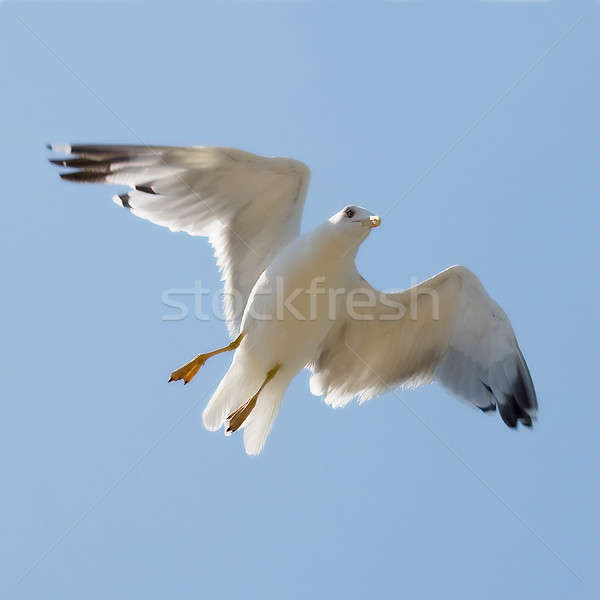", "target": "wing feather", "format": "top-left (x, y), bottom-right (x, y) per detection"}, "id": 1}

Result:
top-left (49, 143), bottom-right (310, 336)
top-left (310, 266), bottom-right (537, 428)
